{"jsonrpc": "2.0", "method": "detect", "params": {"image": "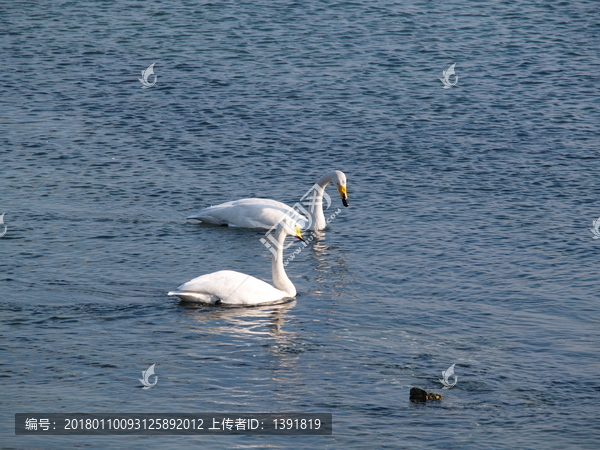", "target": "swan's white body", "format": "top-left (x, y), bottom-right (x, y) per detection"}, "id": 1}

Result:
top-left (168, 222), bottom-right (303, 306)
top-left (188, 198), bottom-right (308, 230)
top-left (187, 171), bottom-right (349, 230)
